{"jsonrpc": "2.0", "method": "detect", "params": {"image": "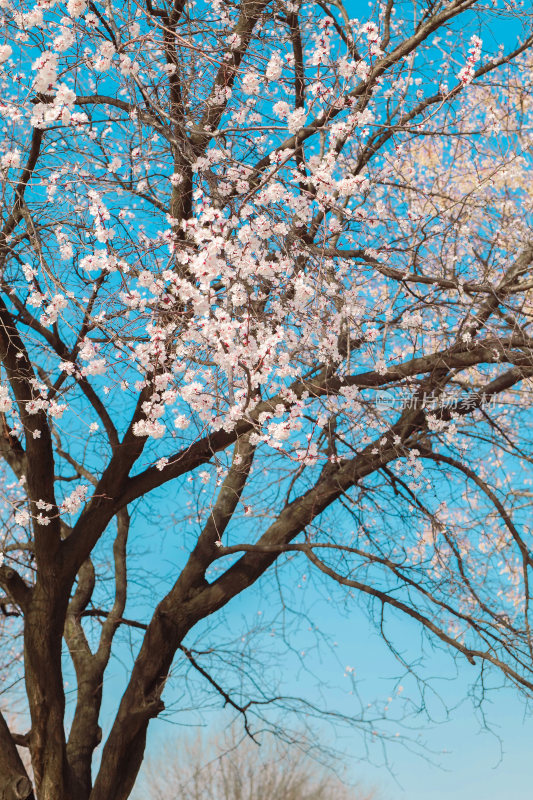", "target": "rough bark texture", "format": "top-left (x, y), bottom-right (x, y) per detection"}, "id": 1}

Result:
top-left (0, 714), bottom-right (33, 800)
